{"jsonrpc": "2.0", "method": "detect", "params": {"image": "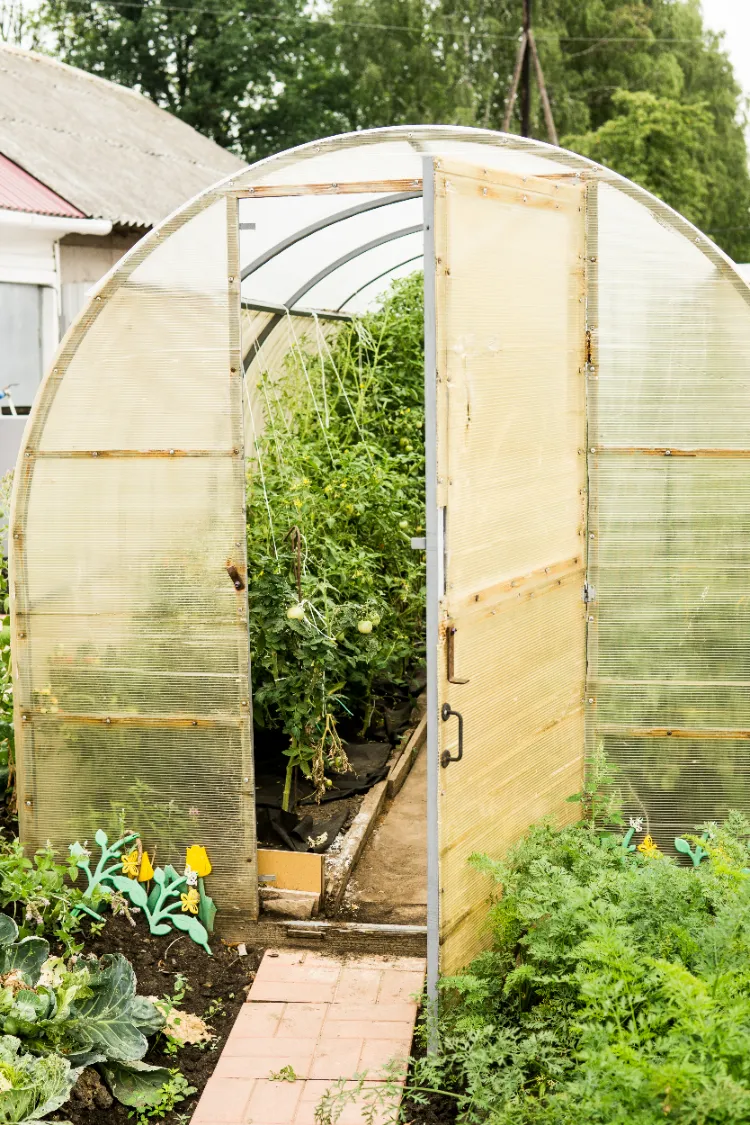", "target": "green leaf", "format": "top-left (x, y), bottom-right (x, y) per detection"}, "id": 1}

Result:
top-left (0, 938), bottom-right (50, 985)
top-left (66, 953), bottom-right (149, 1063)
top-left (171, 914), bottom-right (212, 955)
top-left (197, 880), bottom-right (216, 934)
top-left (108, 875), bottom-right (149, 909)
top-left (94, 829), bottom-right (108, 849)
top-left (98, 1059), bottom-right (172, 1108)
top-left (674, 838), bottom-right (692, 856)
top-left (0, 914), bottom-right (18, 946)
top-left (130, 996), bottom-right (165, 1037)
